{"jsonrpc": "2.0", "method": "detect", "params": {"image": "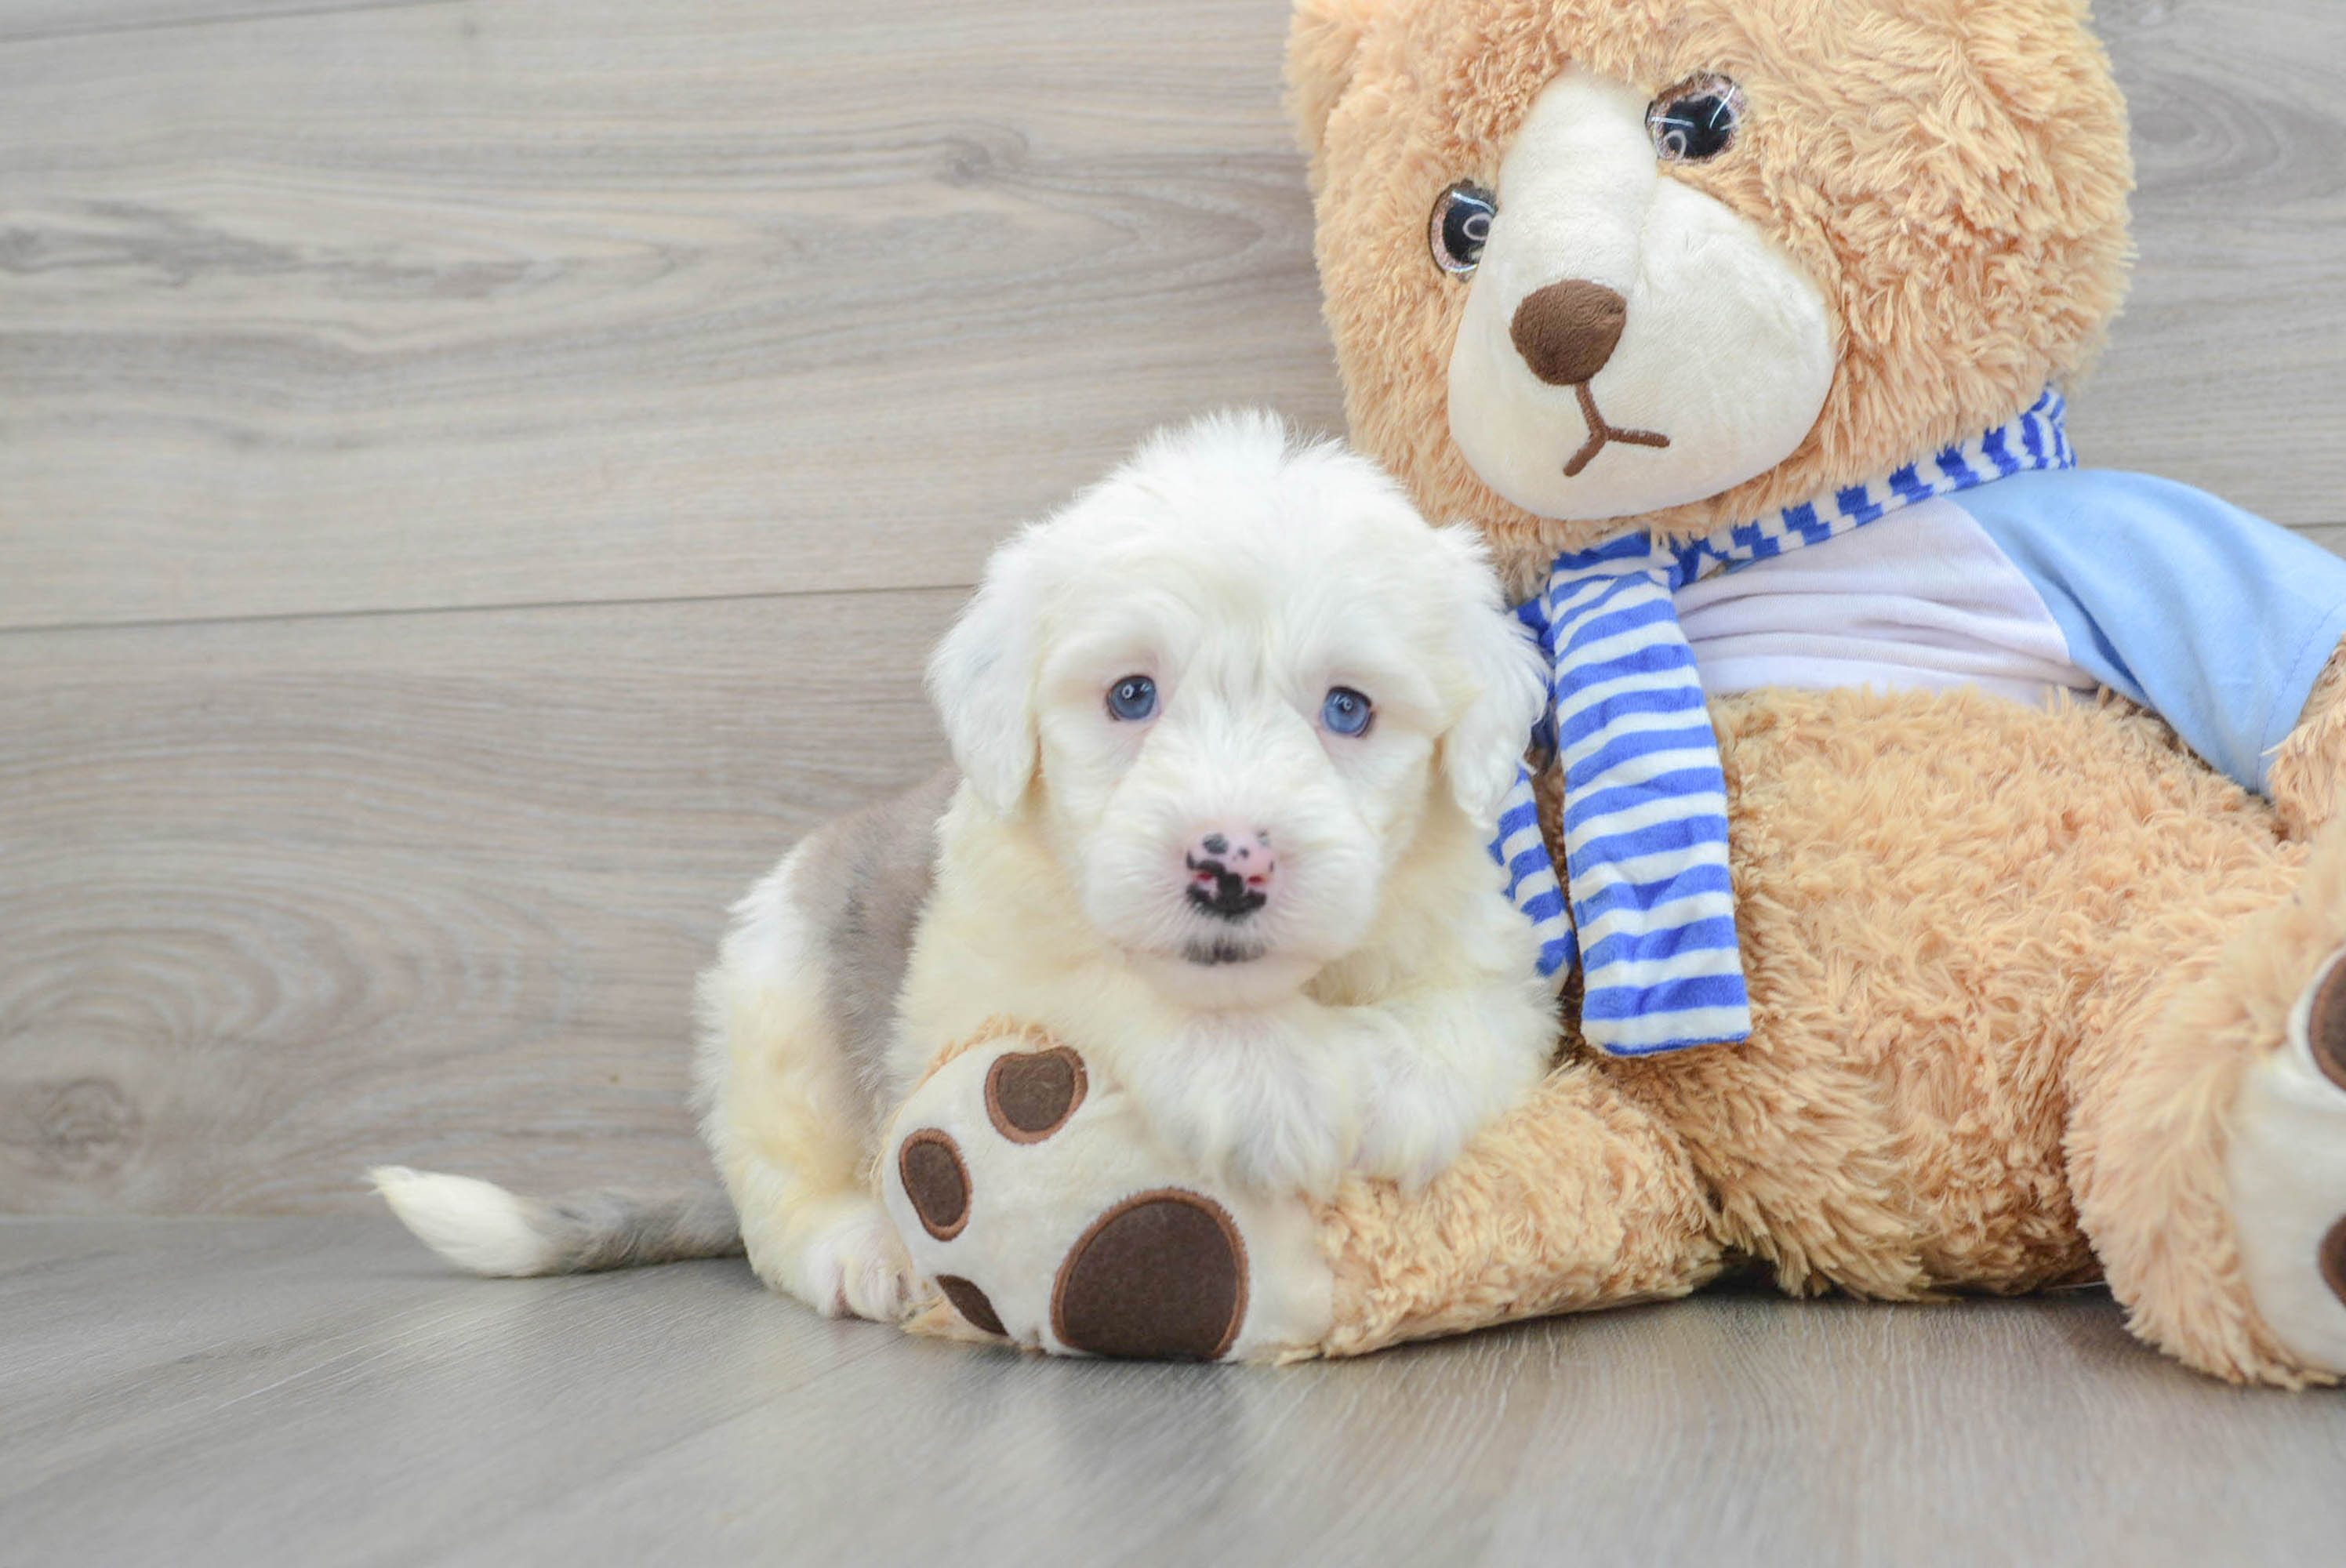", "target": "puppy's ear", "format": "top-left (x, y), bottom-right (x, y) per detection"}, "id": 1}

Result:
top-left (1431, 527), bottom-right (1551, 822)
top-left (928, 529), bottom-right (1048, 815)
